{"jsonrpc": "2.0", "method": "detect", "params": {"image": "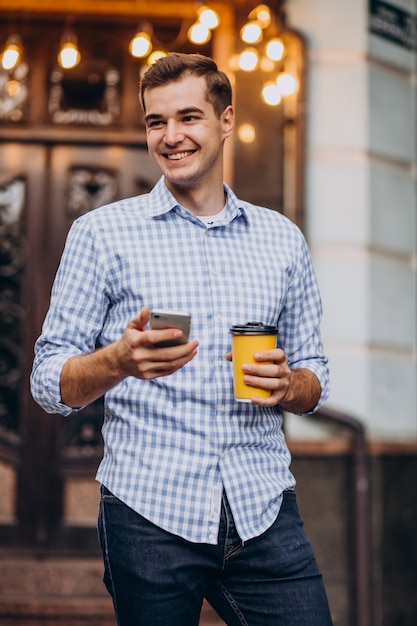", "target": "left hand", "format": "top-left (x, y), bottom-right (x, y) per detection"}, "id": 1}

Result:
top-left (226, 348), bottom-right (292, 407)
